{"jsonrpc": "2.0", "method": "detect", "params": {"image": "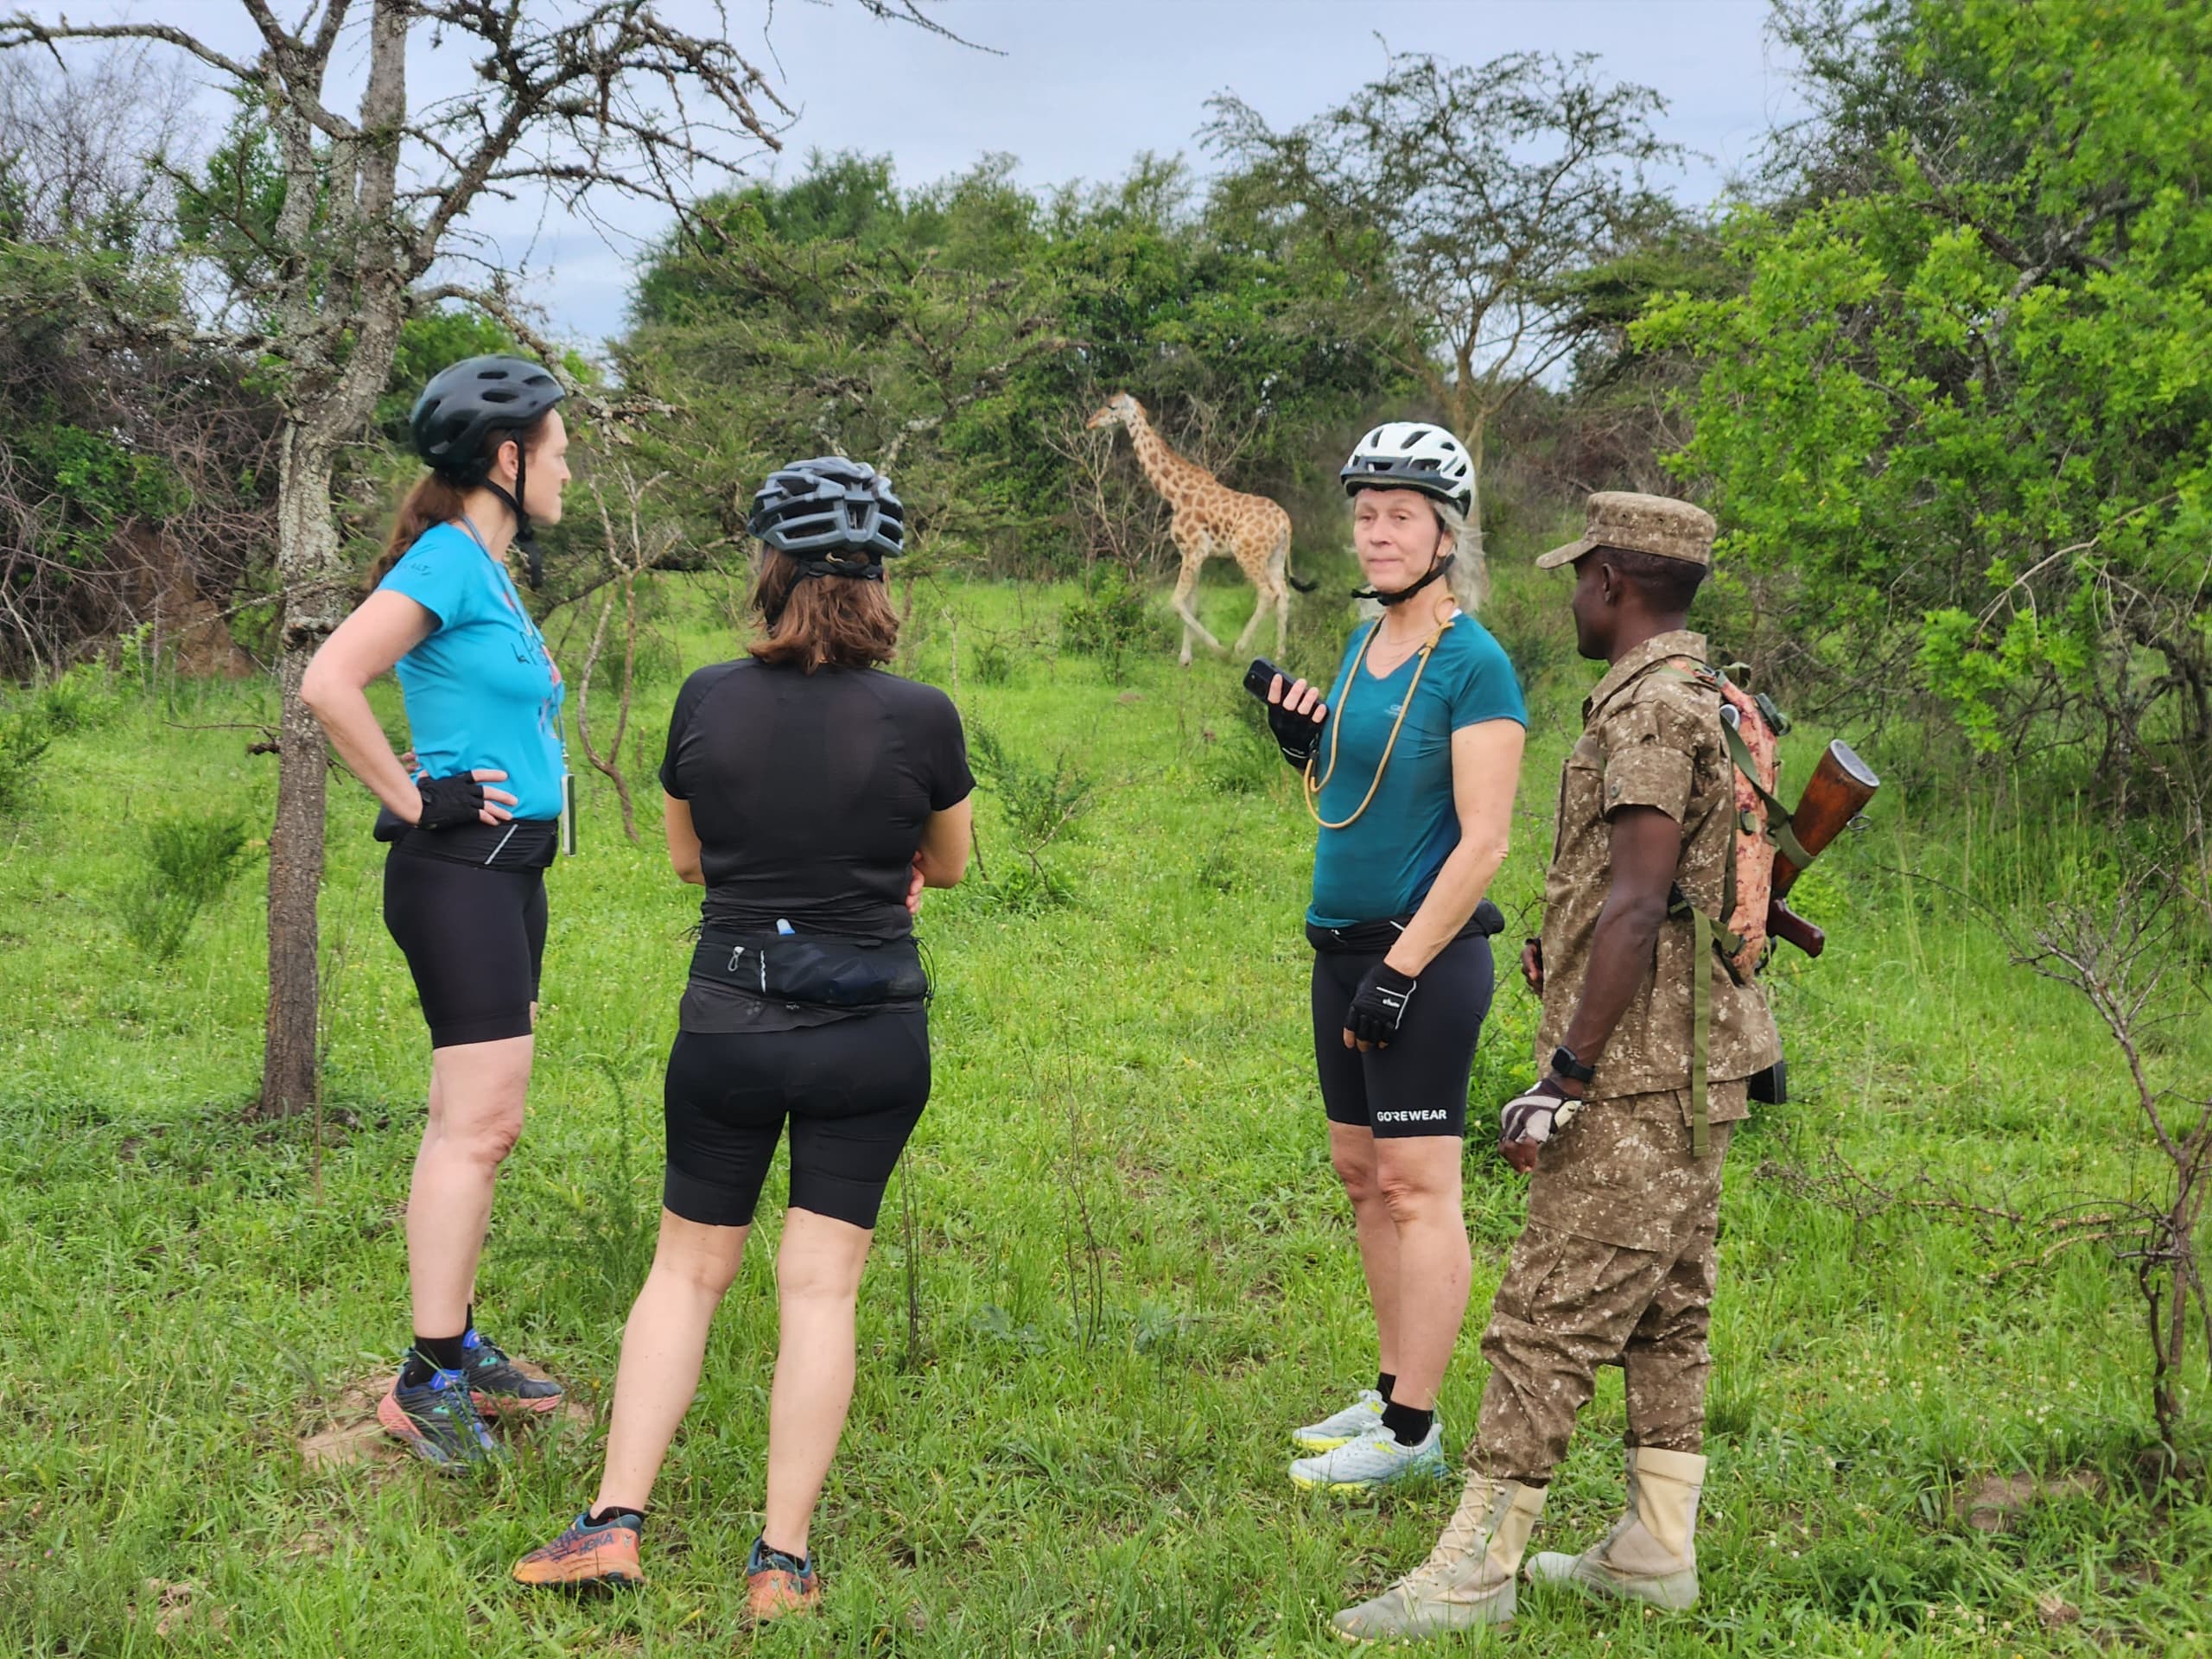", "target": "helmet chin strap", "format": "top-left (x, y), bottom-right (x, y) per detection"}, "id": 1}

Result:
top-left (483, 443), bottom-right (540, 588)
top-left (1353, 551), bottom-right (1455, 607)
